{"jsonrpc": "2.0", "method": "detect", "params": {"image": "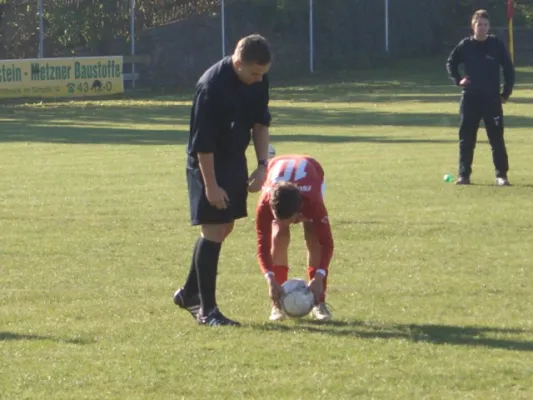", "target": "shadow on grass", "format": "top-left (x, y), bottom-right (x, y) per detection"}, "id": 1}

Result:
top-left (270, 134), bottom-right (456, 144)
top-left (0, 331), bottom-right (93, 345)
top-left (0, 104), bottom-right (191, 145)
top-left (271, 84), bottom-right (460, 103)
top-left (0, 123), bottom-right (190, 145)
top-left (270, 107), bottom-right (533, 128)
top-left (247, 320), bottom-right (533, 352)
top-left (2, 70), bottom-right (533, 145)
top-left (0, 105), bottom-right (464, 145)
